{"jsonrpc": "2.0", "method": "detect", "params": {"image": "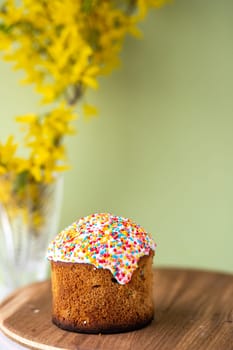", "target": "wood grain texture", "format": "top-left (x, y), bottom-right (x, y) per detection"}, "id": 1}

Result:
top-left (0, 268), bottom-right (232, 350)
